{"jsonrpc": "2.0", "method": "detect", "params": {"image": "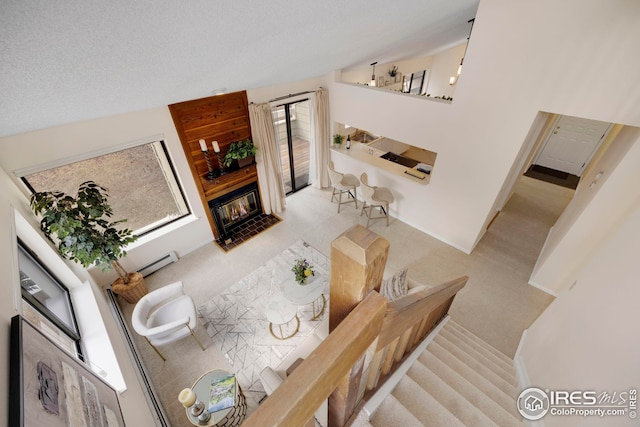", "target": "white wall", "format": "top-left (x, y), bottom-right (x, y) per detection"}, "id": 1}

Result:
top-left (339, 46), bottom-right (466, 98)
top-left (0, 106), bottom-right (214, 426)
top-left (519, 203), bottom-right (640, 427)
top-left (2, 0), bottom-right (640, 422)
top-left (427, 43), bottom-right (466, 99)
top-left (328, 0), bottom-right (640, 254)
top-left (341, 56), bottom-right (434, 88)
top-left (1, 166), bottom-right (158, 425)
top-left (247, 76), bottom-right (325, 104)
top-left (530, 126), bottom-right (640, 294)
top-left (0, 106), bottom-right (213, 285)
